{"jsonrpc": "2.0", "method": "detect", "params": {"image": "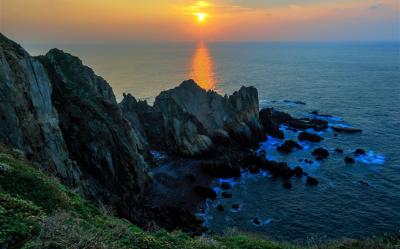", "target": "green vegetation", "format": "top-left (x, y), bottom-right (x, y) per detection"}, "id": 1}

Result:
top-left (0, 144), bottom-right (398, 249)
